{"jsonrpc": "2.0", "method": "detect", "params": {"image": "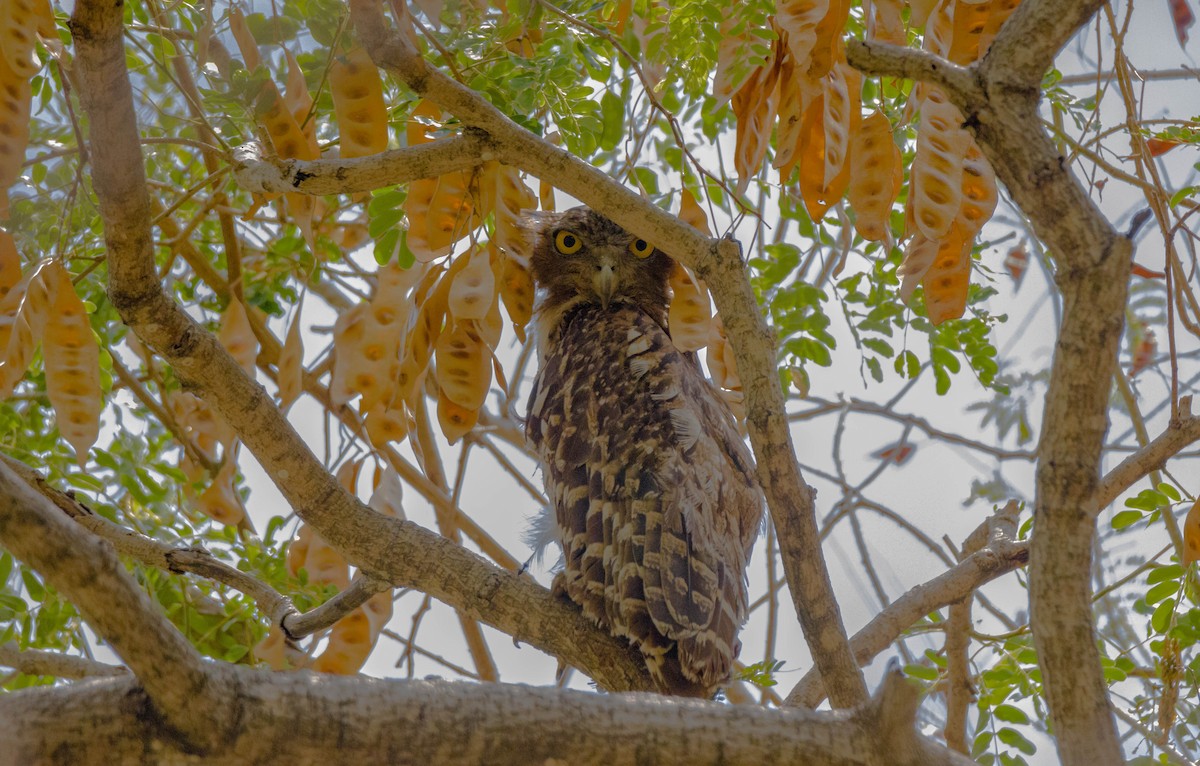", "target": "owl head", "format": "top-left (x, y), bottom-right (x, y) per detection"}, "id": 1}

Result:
top-left (525, 207), bottom-right (673, 320)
